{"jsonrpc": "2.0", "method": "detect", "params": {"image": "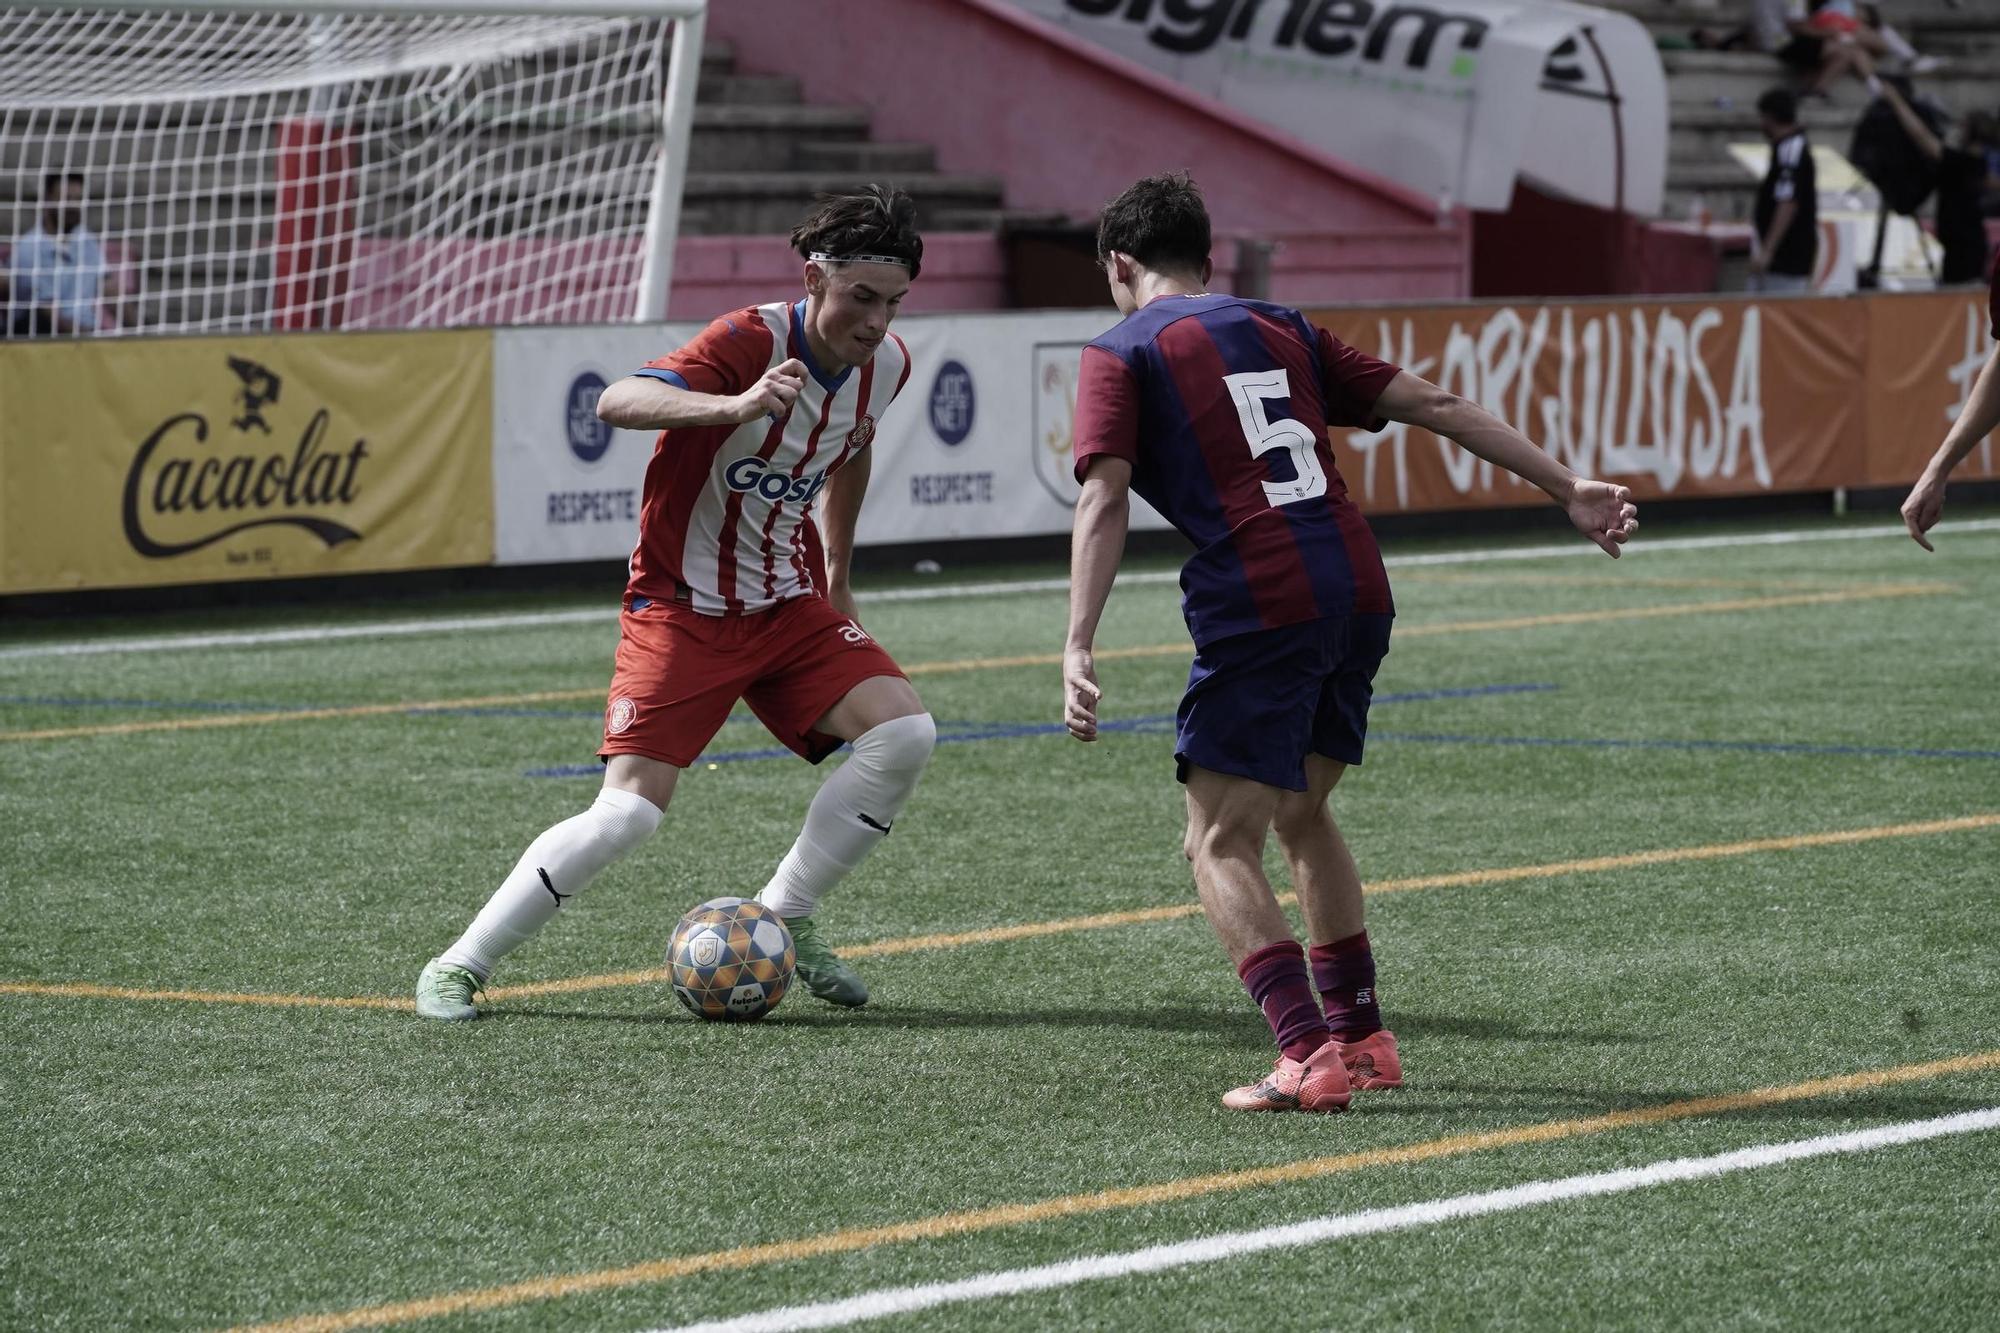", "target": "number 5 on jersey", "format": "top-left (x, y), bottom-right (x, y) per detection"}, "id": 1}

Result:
top-left (1225, 369), bottom-right (1325, 507)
